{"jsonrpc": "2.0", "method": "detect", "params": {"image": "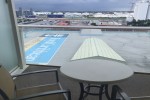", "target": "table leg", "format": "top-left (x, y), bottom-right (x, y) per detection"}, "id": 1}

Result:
top-left (99, 84), bottom-right (105, 100)
top-left (79, 83), bottom-right (110, 100)
top-left (79, 82), bottom-right (84, 100)
top-left (83, 83), bottom-right (91, 99)
top-left (104, 84), bottom-right (111, 100)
